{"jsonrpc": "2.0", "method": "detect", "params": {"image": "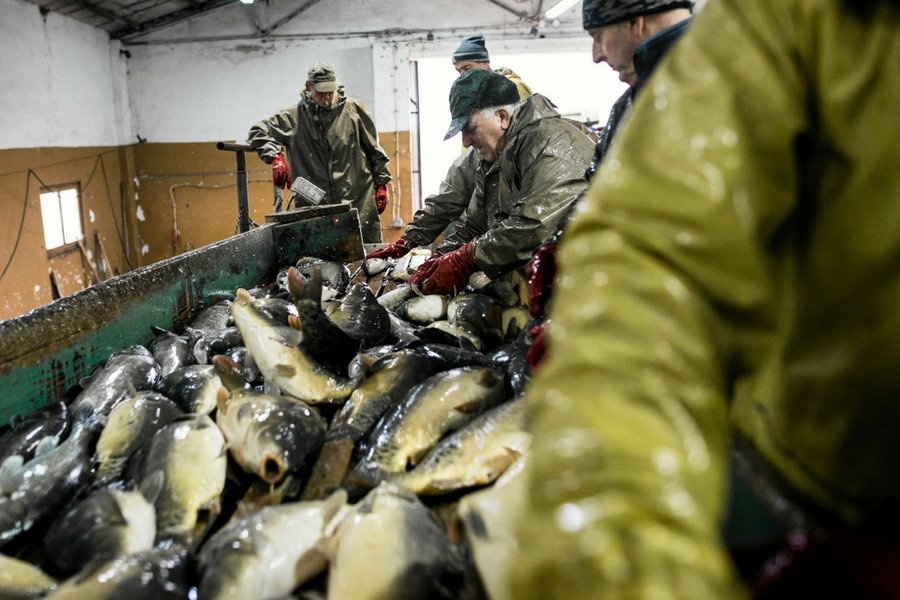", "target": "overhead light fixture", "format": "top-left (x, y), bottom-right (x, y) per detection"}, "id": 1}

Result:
top-left (239, 0), bottom-right (254, 4)
top-left (545, 0), bottom-right (579, 19)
